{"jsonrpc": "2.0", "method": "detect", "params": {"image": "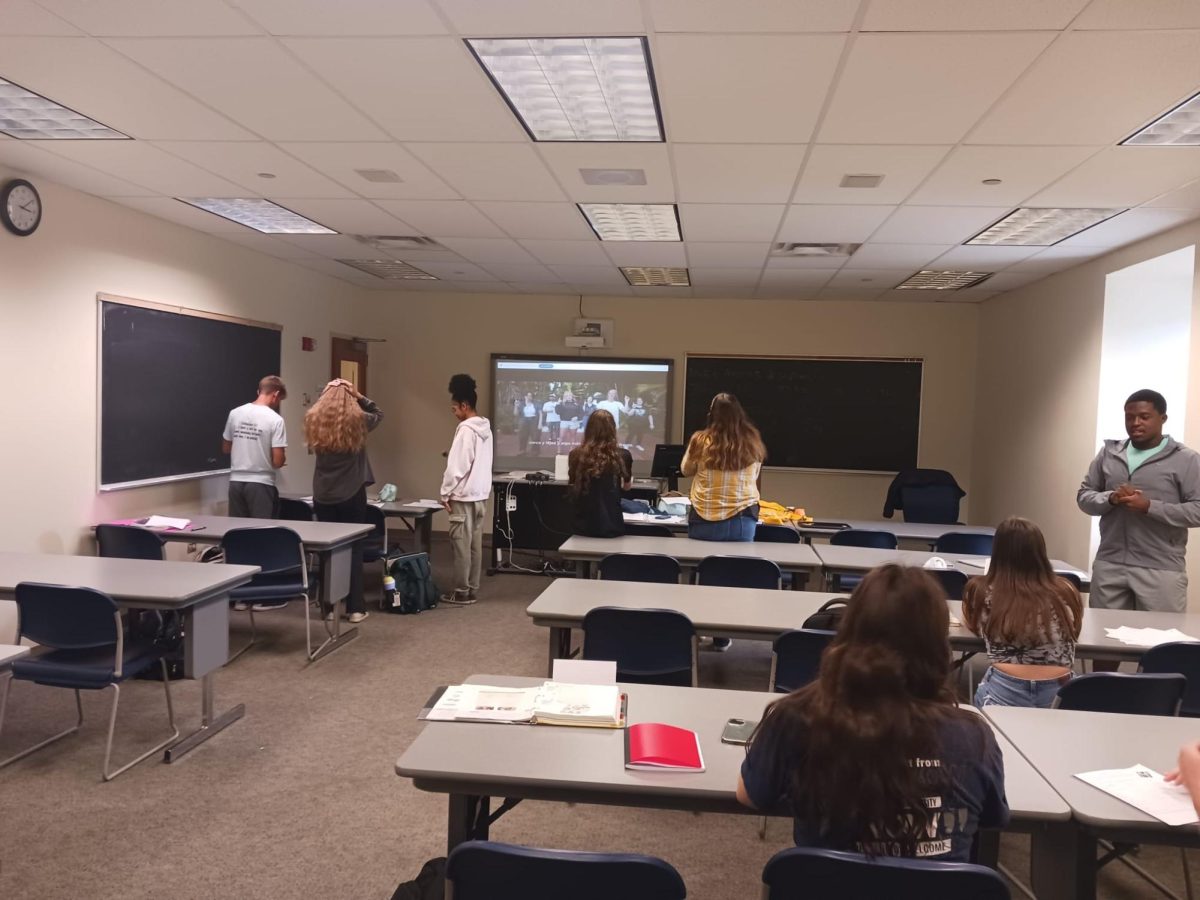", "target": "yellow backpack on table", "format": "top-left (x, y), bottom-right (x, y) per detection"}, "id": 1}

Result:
top-left (758, 500), bottom-right (813, 527)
